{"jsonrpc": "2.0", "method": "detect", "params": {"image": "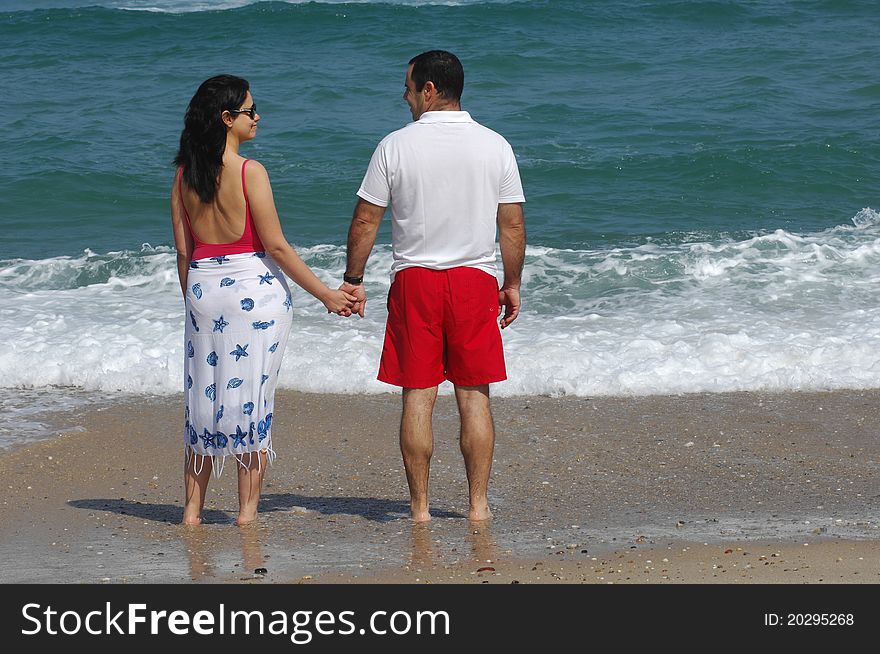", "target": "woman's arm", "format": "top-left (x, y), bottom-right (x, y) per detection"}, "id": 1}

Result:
top-left (246, 160), bottom-right (355, 314)
top-left (170, 174), bottom-right (194, 299)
